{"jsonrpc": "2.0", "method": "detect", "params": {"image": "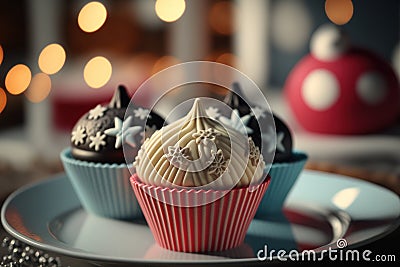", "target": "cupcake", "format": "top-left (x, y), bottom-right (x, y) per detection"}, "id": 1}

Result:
top-left (130, 98), bottom-right (271, 252)
top-left (217, 83), bottom-right (308, 217)
top-left (60, 85), bottom-right (164, 219)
